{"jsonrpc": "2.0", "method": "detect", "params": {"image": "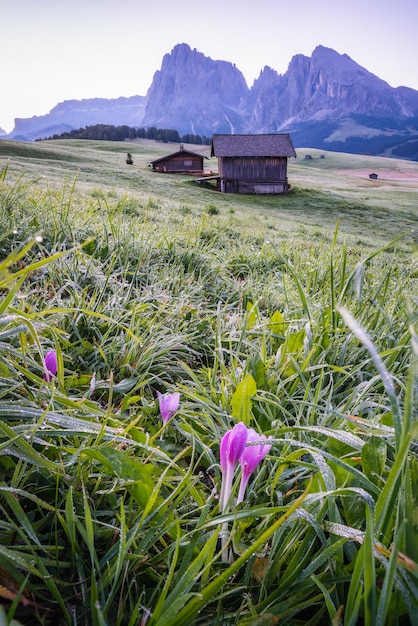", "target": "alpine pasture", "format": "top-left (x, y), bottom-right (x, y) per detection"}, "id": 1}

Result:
top-left (0, 138), bottom-right (417, 626)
